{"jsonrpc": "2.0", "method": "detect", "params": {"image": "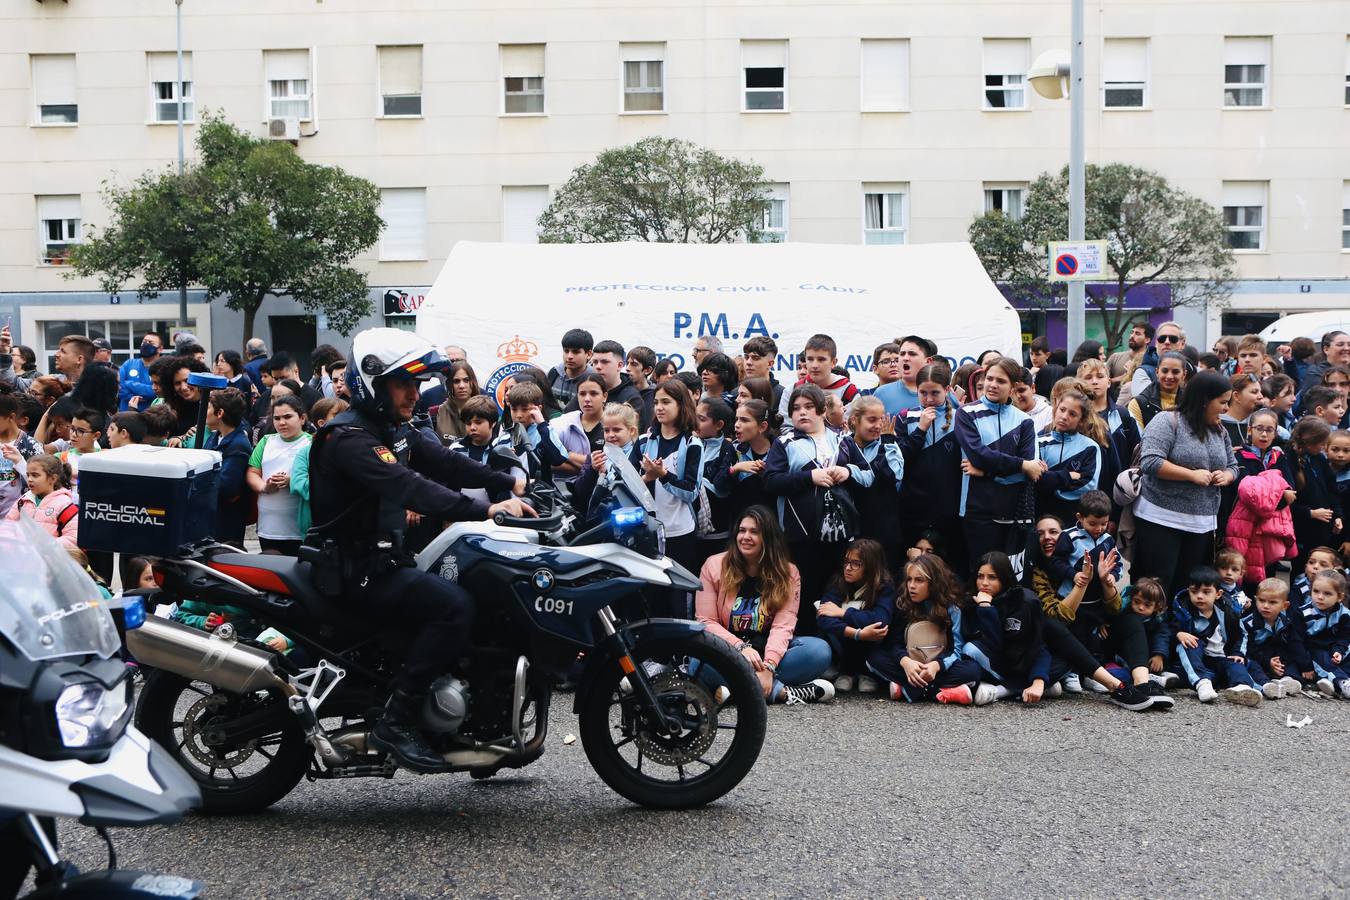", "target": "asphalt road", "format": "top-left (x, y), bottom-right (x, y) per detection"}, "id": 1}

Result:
top-left (55, 690), bottom-right (1349, 899)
